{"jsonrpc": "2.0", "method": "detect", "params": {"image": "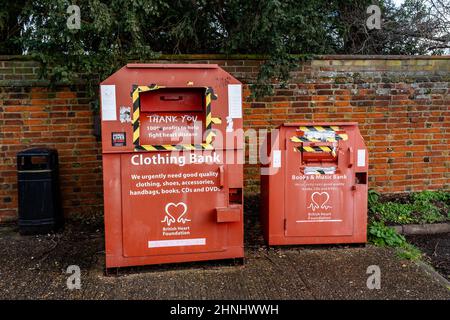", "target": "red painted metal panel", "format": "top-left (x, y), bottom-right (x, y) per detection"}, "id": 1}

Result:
top-left (216, 205), bottom-right (241, 223)
top-left (140, 88), bottom-right (204, 112)
top-left (120, 152), bottom-right (228, 257)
